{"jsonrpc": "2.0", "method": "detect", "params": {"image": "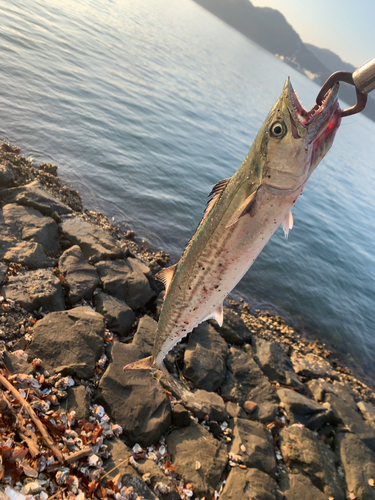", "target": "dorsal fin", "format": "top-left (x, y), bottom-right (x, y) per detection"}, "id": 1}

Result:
top-left (225, 188), bottom-right (259, 228)
top-left (155, 263), bottom-right (178, 293)
top-left (282, 211), bottom-right (293, 238)
top-left (201, 177), bottom-right (231, 225)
